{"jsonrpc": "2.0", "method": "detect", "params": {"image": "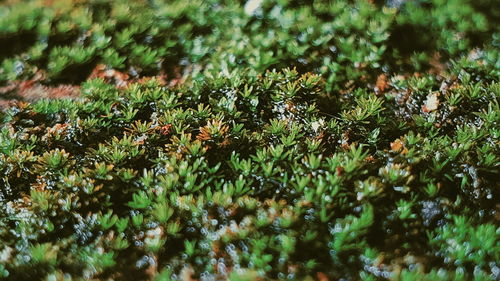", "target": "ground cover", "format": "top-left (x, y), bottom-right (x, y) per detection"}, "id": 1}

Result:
top-left (0, 0), bottom-right (498, 280)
